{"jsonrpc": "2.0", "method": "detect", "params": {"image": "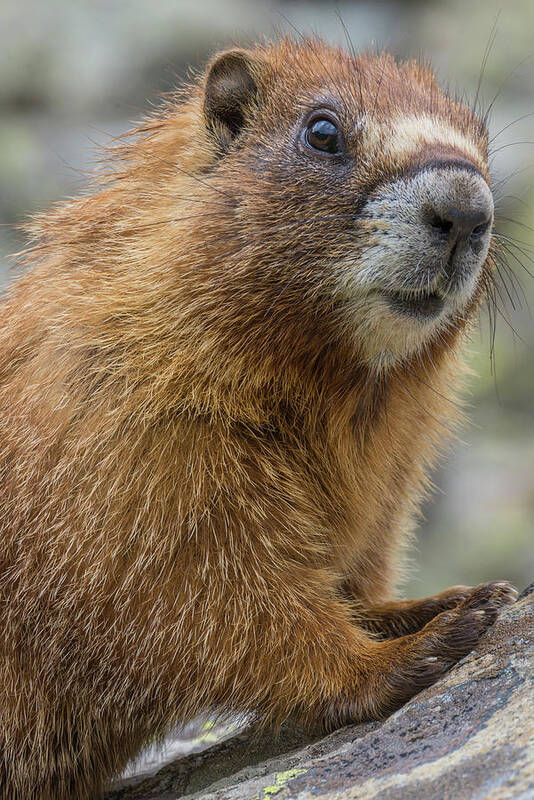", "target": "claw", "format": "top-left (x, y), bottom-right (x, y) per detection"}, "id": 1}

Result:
top-left (492, 581), bottom-right (518, 602)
